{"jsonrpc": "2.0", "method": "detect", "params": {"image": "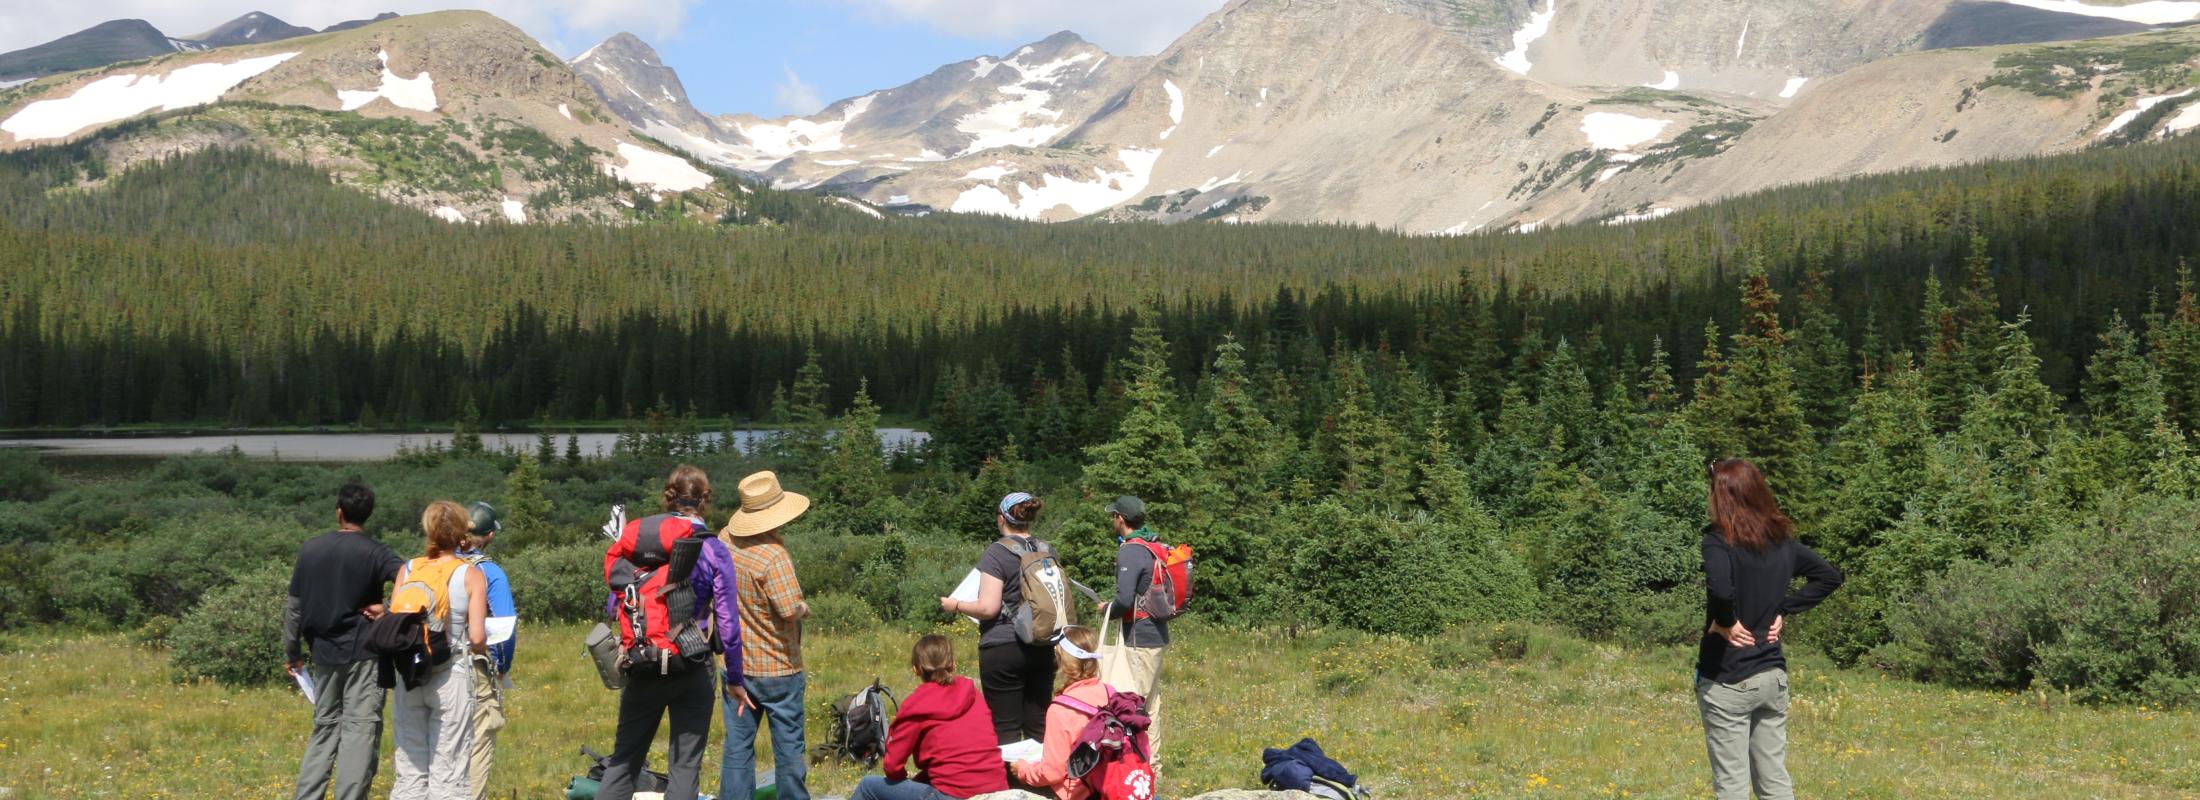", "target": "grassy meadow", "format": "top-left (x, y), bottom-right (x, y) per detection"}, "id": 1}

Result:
top-left (5, 621), bottom-right (2200, 799)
